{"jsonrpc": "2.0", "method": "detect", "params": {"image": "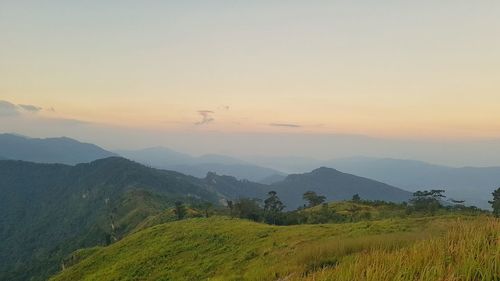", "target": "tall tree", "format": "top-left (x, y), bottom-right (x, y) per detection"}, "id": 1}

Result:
top-left (174, 201), bottom-right (187, 220)
top-left (489, 187), bottom-right (500, 218)
top-left (264, 191), bottom-right (285, 225)
top-left (226, 200), bottom-right (234, 218)
top-left (303, 191), bottom-right (326, 208)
